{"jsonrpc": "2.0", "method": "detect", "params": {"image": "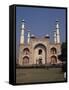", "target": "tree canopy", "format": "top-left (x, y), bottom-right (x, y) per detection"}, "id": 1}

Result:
top-left (58, 42), bottom-right (67, 62)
